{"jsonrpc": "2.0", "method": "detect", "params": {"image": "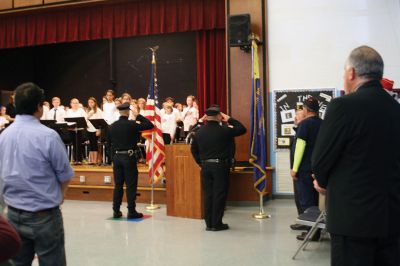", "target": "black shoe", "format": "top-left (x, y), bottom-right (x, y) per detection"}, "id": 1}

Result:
top-left (206, 227), bottom-right (213, 231)
top-left (290, 224), bottom-right (310, 231)
top-left (127, 211), bottom-right (143, 219)
top-left (113, 211), bottom-right (122, 218)
top-left (296, 230), bottom-right (320, 241)
top-left (212, 223), bottom-right (229, 231)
